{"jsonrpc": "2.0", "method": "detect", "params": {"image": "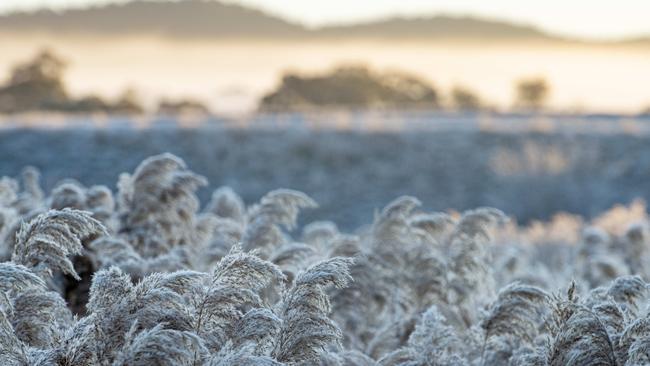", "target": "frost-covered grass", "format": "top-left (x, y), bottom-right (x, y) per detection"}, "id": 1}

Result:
top-left (1, 118), bottom-right (650, 230)
top-left (2, 151), bottom-right (650, 365)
